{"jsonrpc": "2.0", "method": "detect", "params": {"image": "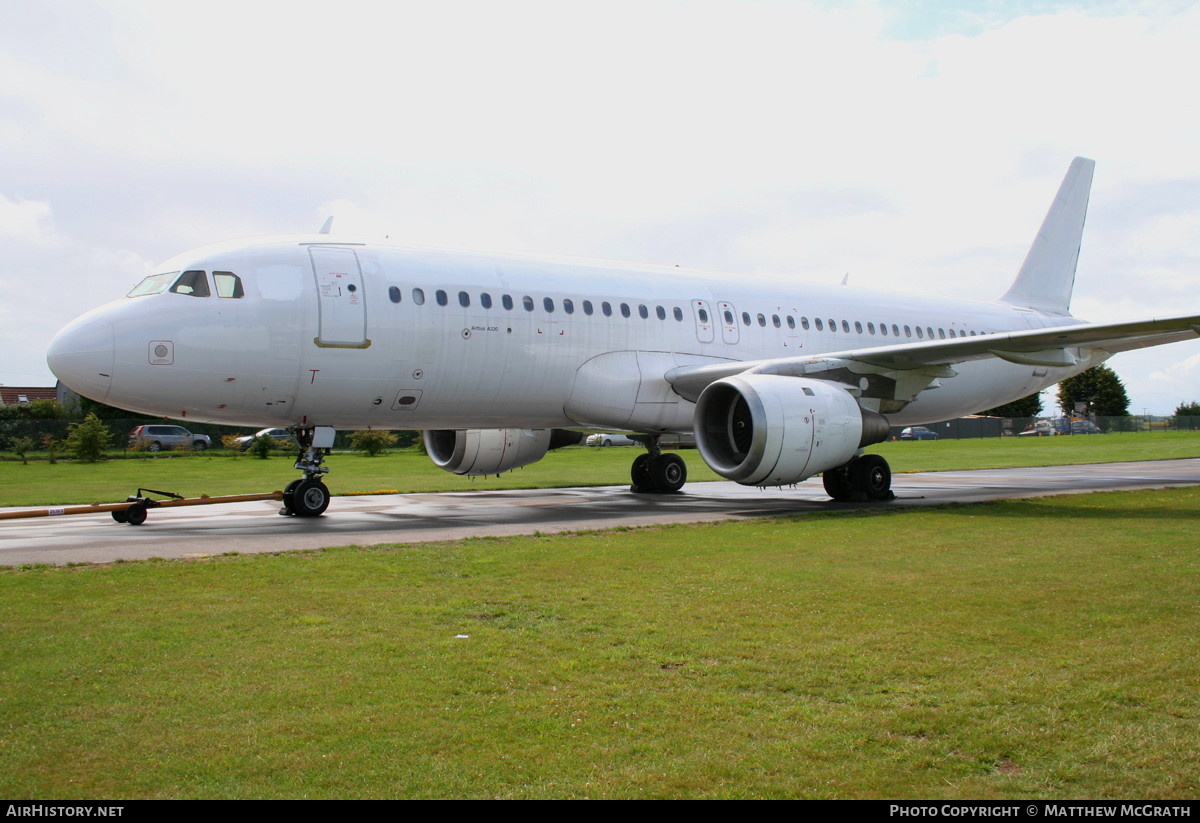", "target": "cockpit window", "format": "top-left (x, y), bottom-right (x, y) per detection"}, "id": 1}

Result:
top-left (213, 271), bottom-right (244, 298)
top-left (127, 272), bottom-right (178, 297)
top-left (170, 270), bottom-right (211, 297)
